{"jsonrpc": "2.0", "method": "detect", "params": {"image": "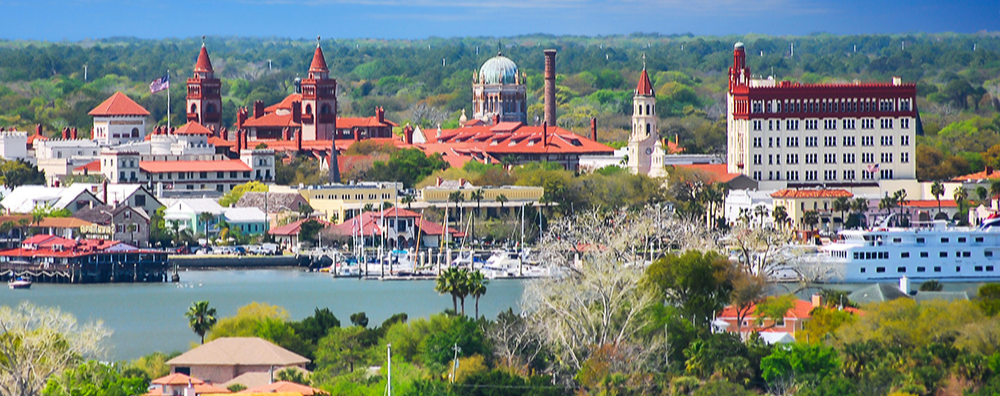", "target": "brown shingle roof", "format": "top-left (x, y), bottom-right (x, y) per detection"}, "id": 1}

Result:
top-left (167, 337), bottom-right (309, 367)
